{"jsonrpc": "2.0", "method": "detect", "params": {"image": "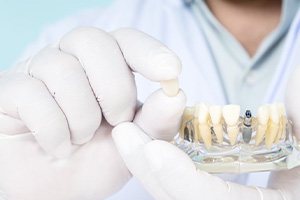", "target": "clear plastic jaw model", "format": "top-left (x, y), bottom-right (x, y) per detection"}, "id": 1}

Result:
top-left (174, 103), bottom-right (300, 173)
